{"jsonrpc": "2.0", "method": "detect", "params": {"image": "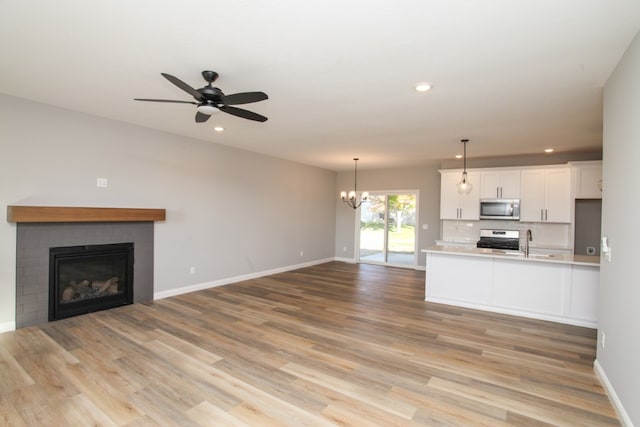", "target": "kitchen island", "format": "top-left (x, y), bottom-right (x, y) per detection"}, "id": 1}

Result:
top-left (423, 246), bottom-right (600, 327)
